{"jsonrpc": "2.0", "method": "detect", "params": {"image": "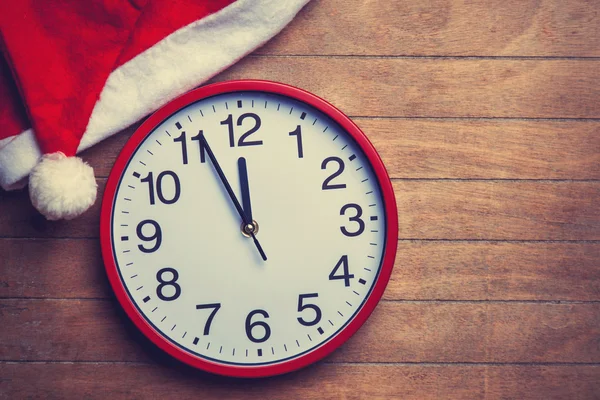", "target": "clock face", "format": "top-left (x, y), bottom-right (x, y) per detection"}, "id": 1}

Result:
top-left (101, 81), bottom-right (397, 377)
